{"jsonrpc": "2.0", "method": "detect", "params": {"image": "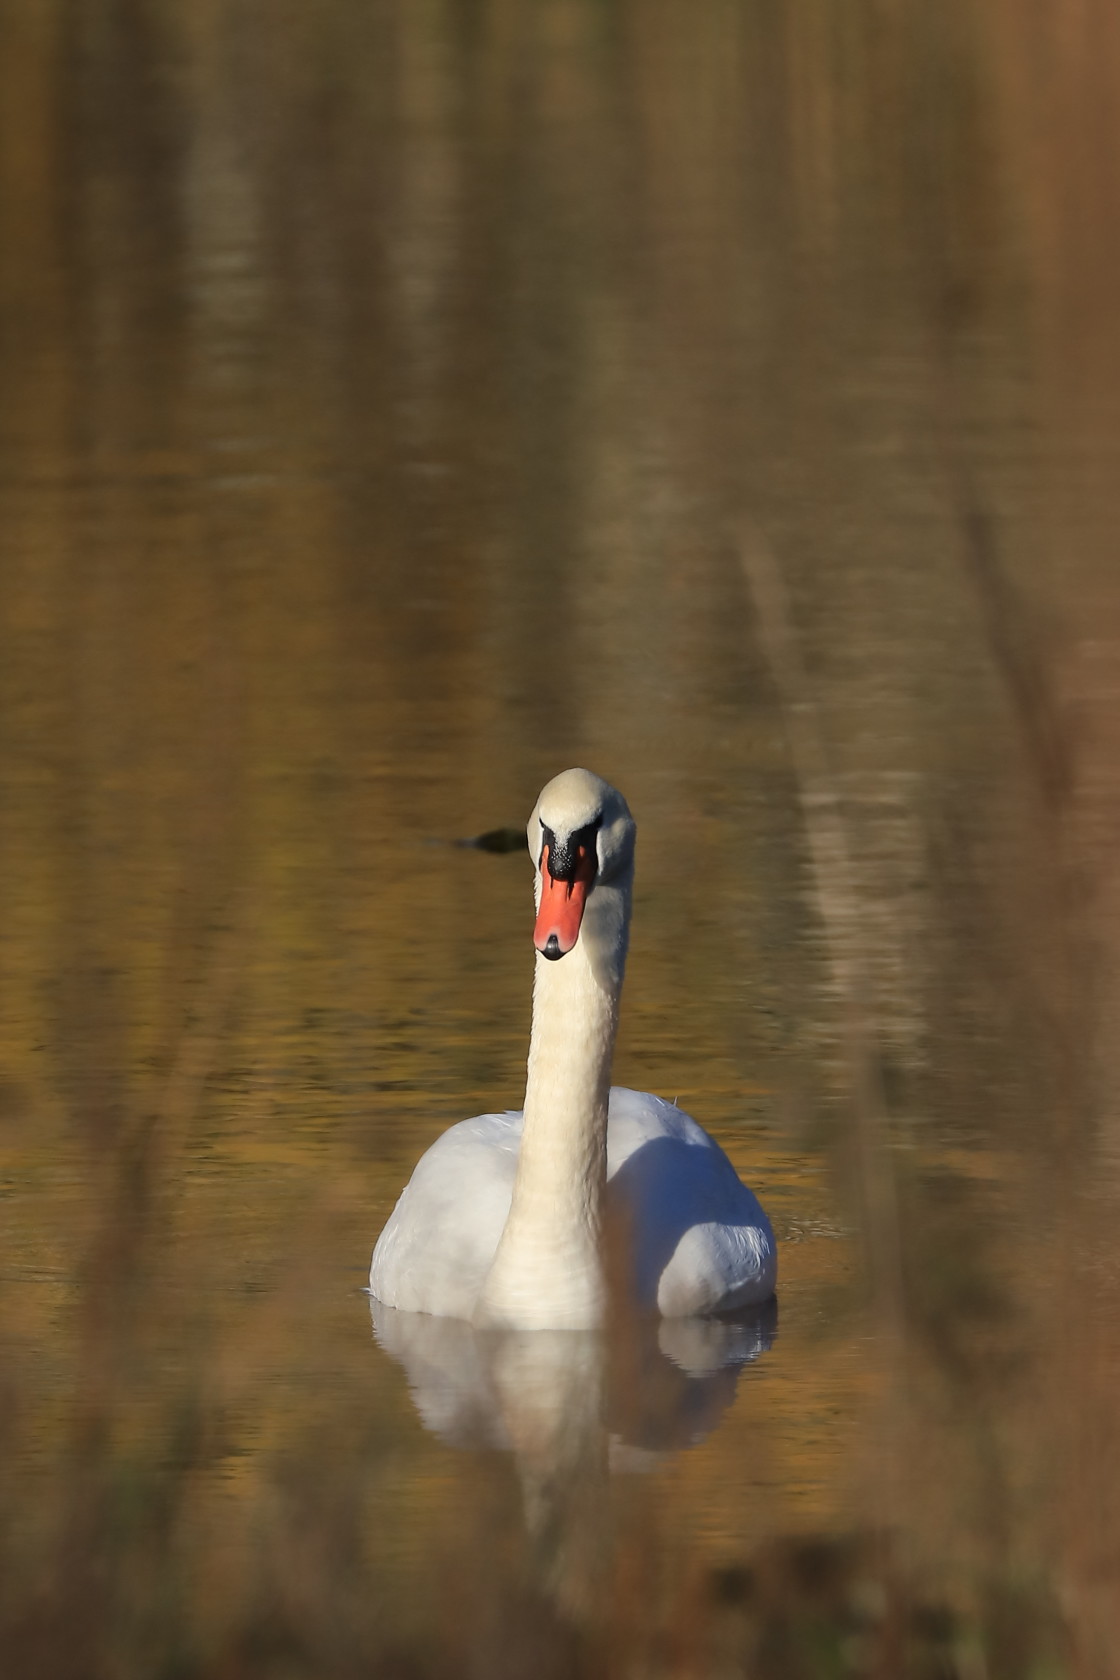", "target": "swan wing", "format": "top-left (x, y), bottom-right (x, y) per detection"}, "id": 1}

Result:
top-left (369, 1111), bottom-right (523, 1318)
top-left (605, 1088), bottom-right (777, 1316)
